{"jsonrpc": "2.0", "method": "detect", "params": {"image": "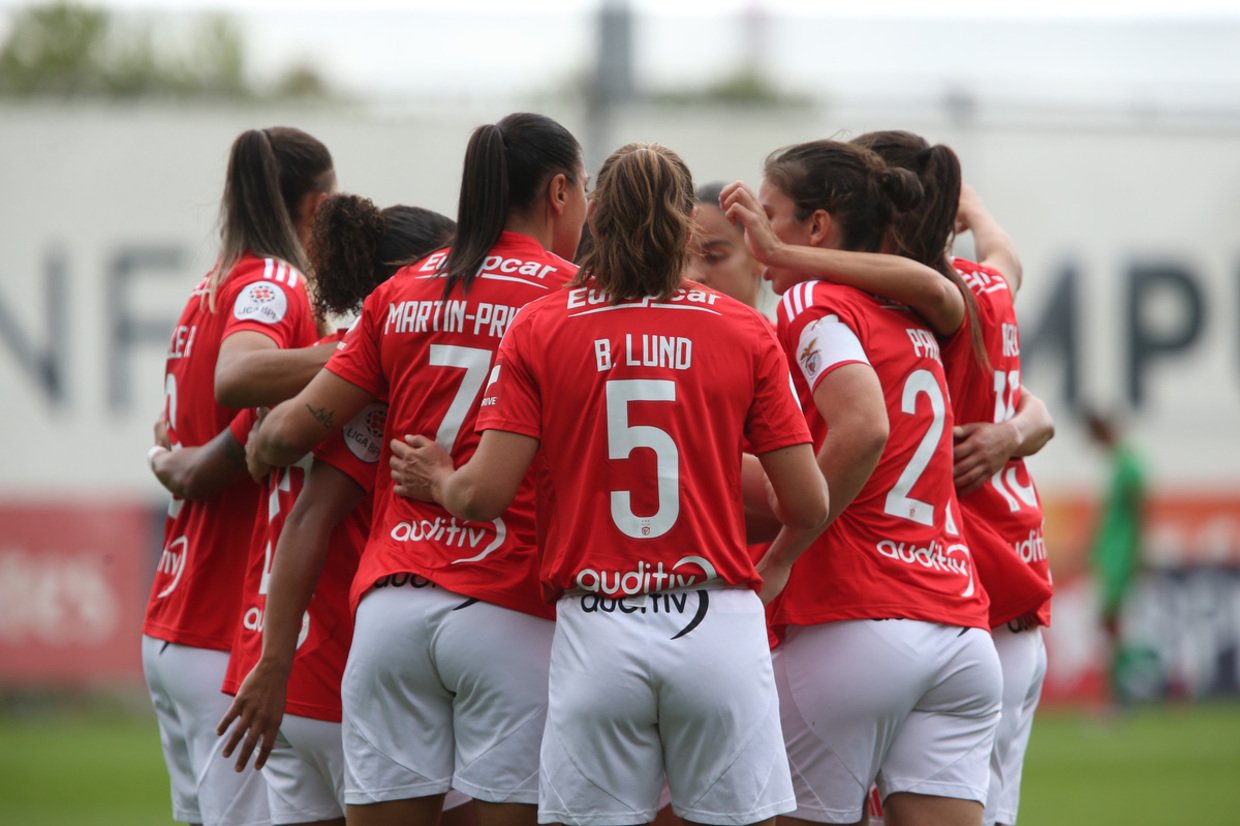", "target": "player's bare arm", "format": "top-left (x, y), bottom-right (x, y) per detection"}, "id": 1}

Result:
top-left (251, 369), bottom-right (372, 473)
top-left (812, 363), bottom-right (888, 526)
top-left (215, 331), bottom-right (337, 408)
top-left (219, 462), bottom-right (365, 772)
top-left (957, 183), bottom-right (1023, 293)
top-left (402, 429), bottom-right (539, 523)
top-left (722, 180), bottom-right (964, 335)
top-left (953, 388), bottom-right (1055, 495)
top-left (150, 425), bottom-right (247, 500)
top-left (753, 442), bottom-right (830, 603)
